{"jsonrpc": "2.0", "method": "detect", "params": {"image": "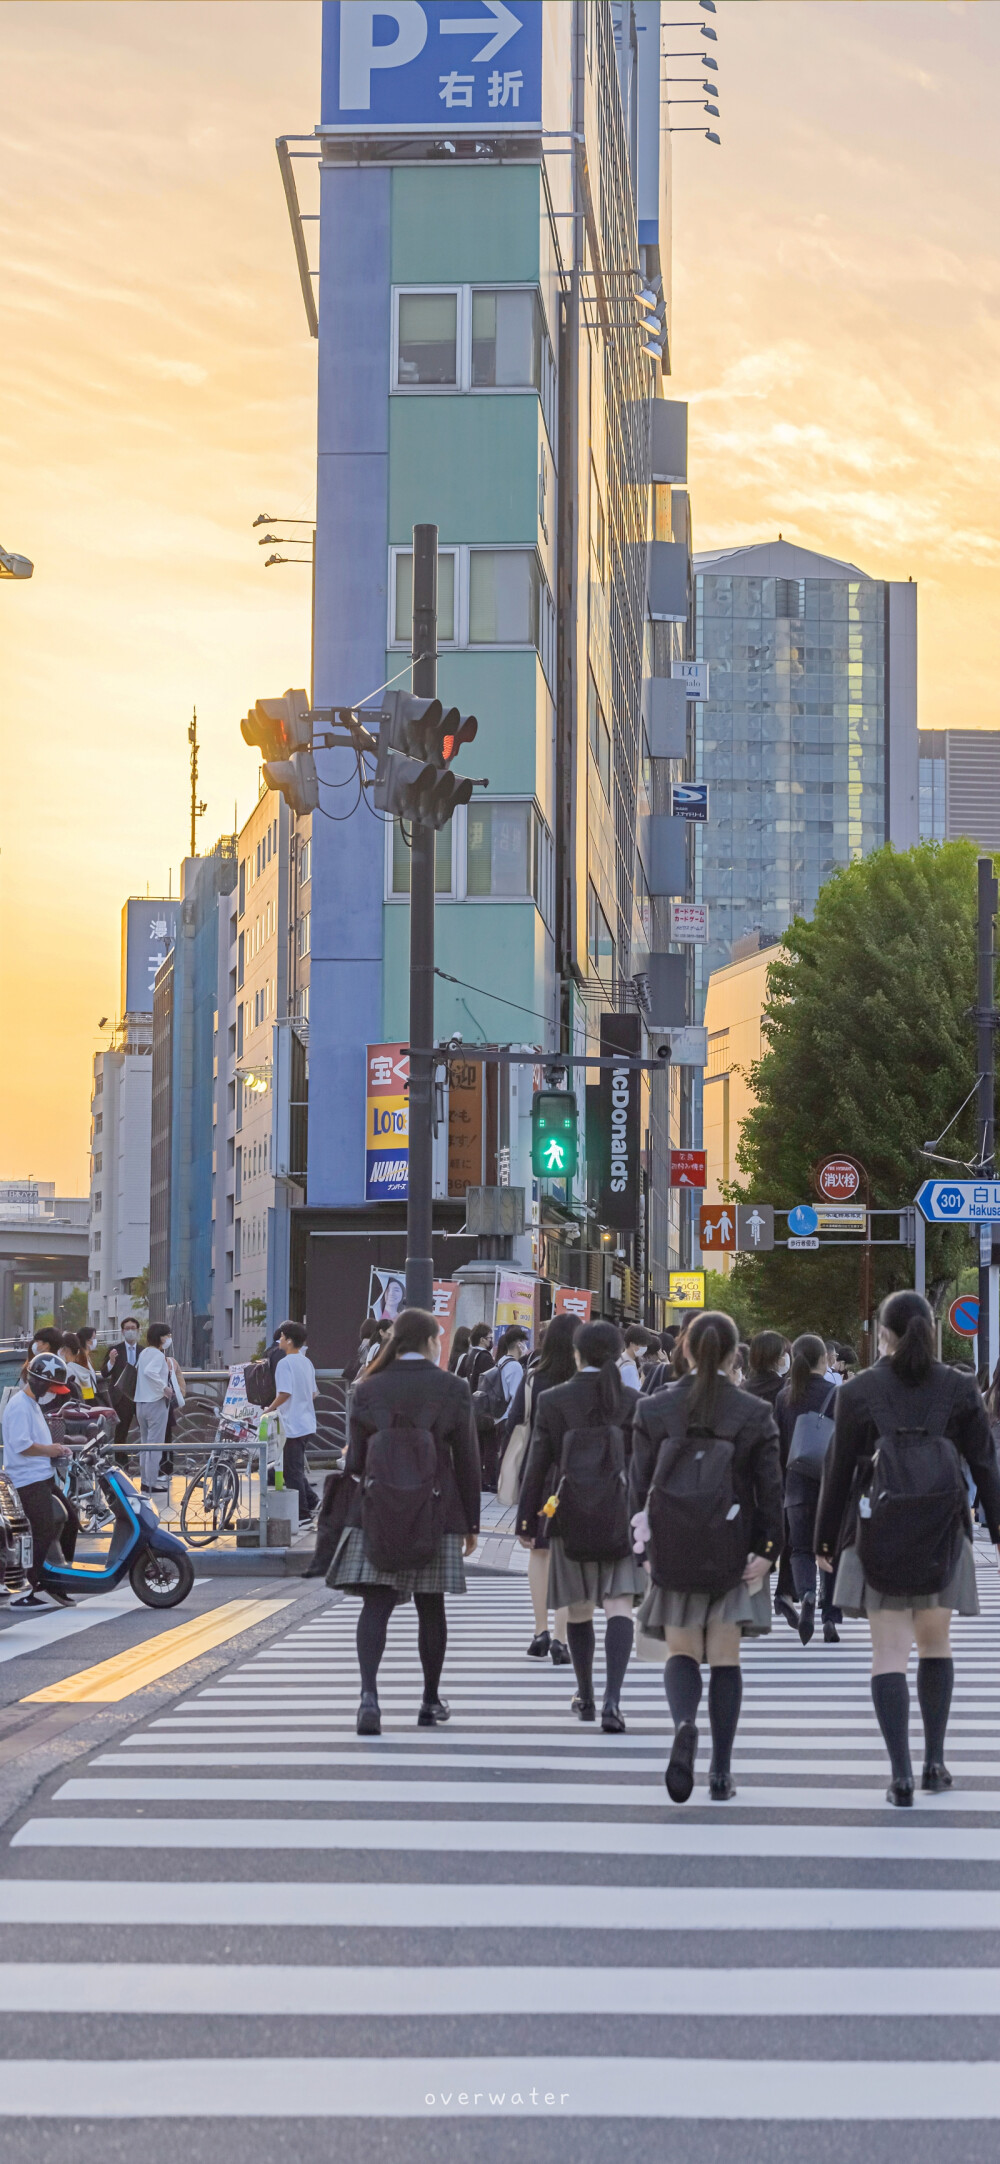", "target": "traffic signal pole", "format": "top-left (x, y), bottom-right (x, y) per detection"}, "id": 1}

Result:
top-left (977, 855), bottom-right (998, 1381)
top-left (405, 523), bottom-right (438, 1312)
